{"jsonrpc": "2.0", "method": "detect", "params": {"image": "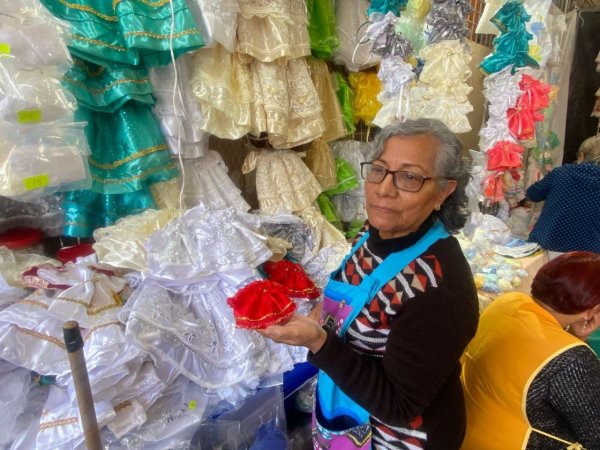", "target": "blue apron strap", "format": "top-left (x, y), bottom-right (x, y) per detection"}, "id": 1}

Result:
top-left (329, 231), bottom-right (370, 279)
top-left (337, 221), bottom-right (449, 336)
top-left (366, 221), bottom-right (449, 298)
